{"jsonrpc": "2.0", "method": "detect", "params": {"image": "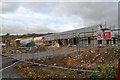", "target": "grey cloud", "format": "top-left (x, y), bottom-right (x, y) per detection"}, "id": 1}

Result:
top-left (2, 24), bottom-right (26, 34)
top-left (1, 2), bottom-right (119, 35)
top-left (54, 2), bottom-right (118, 27)
top-left (2, 24), bottom-right (56, 35)
top-left (2, 0), bottom-right (120, 2)
top-left (2, 2), bottom-right (118, 26)
top-left (1, 2), bottom-right (57, 13)
top-left (1, 2), bottom-right (20, 13)
top-left (27, 24), bottom-right (57, 33)
top-left (19, 2), bottom-right (57, 13)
